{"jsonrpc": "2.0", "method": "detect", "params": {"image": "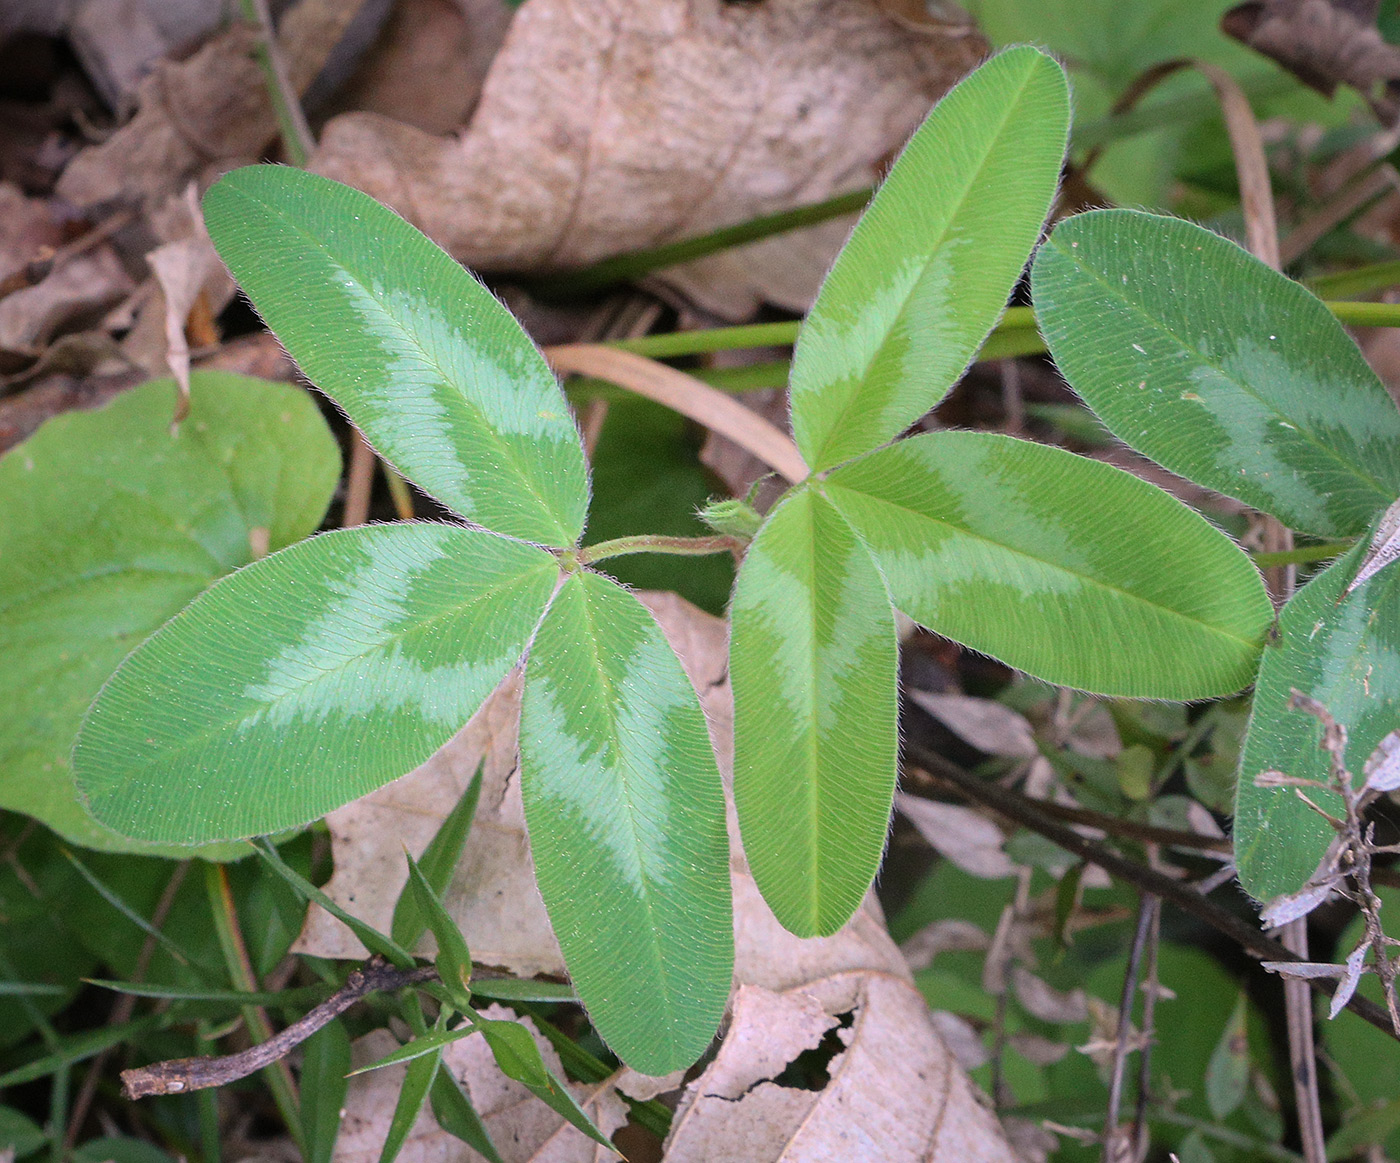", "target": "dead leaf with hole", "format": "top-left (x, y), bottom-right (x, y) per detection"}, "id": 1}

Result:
top-left (304, 592), bottom-right (1021, 1161)
top-left (336, 1009), bottom-right (627, 1163)
top-left (310, 0), bottom-right (987, 318)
